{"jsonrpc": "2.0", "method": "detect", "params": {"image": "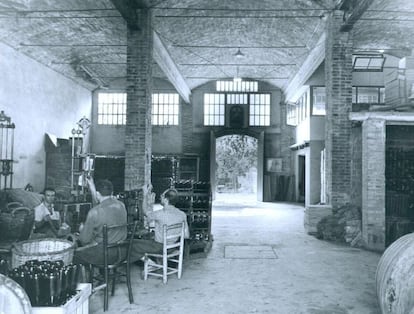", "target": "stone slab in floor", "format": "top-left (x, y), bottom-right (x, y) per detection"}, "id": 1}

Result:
top-left (224, 244), bottom-right (278, 259)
